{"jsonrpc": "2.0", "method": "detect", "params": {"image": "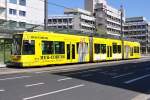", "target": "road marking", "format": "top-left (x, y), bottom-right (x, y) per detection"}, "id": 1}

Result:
top-left (0, 89), bottom-right (5, 92)
top-left (0, 76), bottom-right (31, 81)
top-left (23, 84), bottom-right (85, 100)
top-left (25, 83), bottom-right (45, 87)
top-left (112, 72), bottom-right (134, 79)
top-left (124, 74), bottom-right (150, 84)
top-left (57, 78), bottom-right (72, 82)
